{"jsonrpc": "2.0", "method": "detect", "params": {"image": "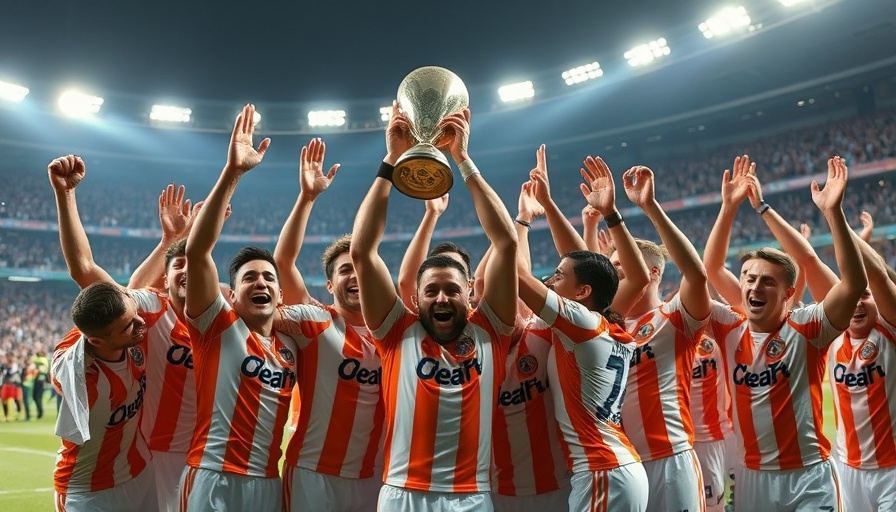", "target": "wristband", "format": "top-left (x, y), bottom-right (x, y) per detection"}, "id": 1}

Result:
top-left (515, 218), bottom-right (531, 230)
top-left (458, 159), bottom-right (481, 182)
top-left (756, 201), bottom-right (770, 215)
top-left (376, 161), bottom-right (395, 181)
top-left (605, 211), bottom-right (624, 228)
